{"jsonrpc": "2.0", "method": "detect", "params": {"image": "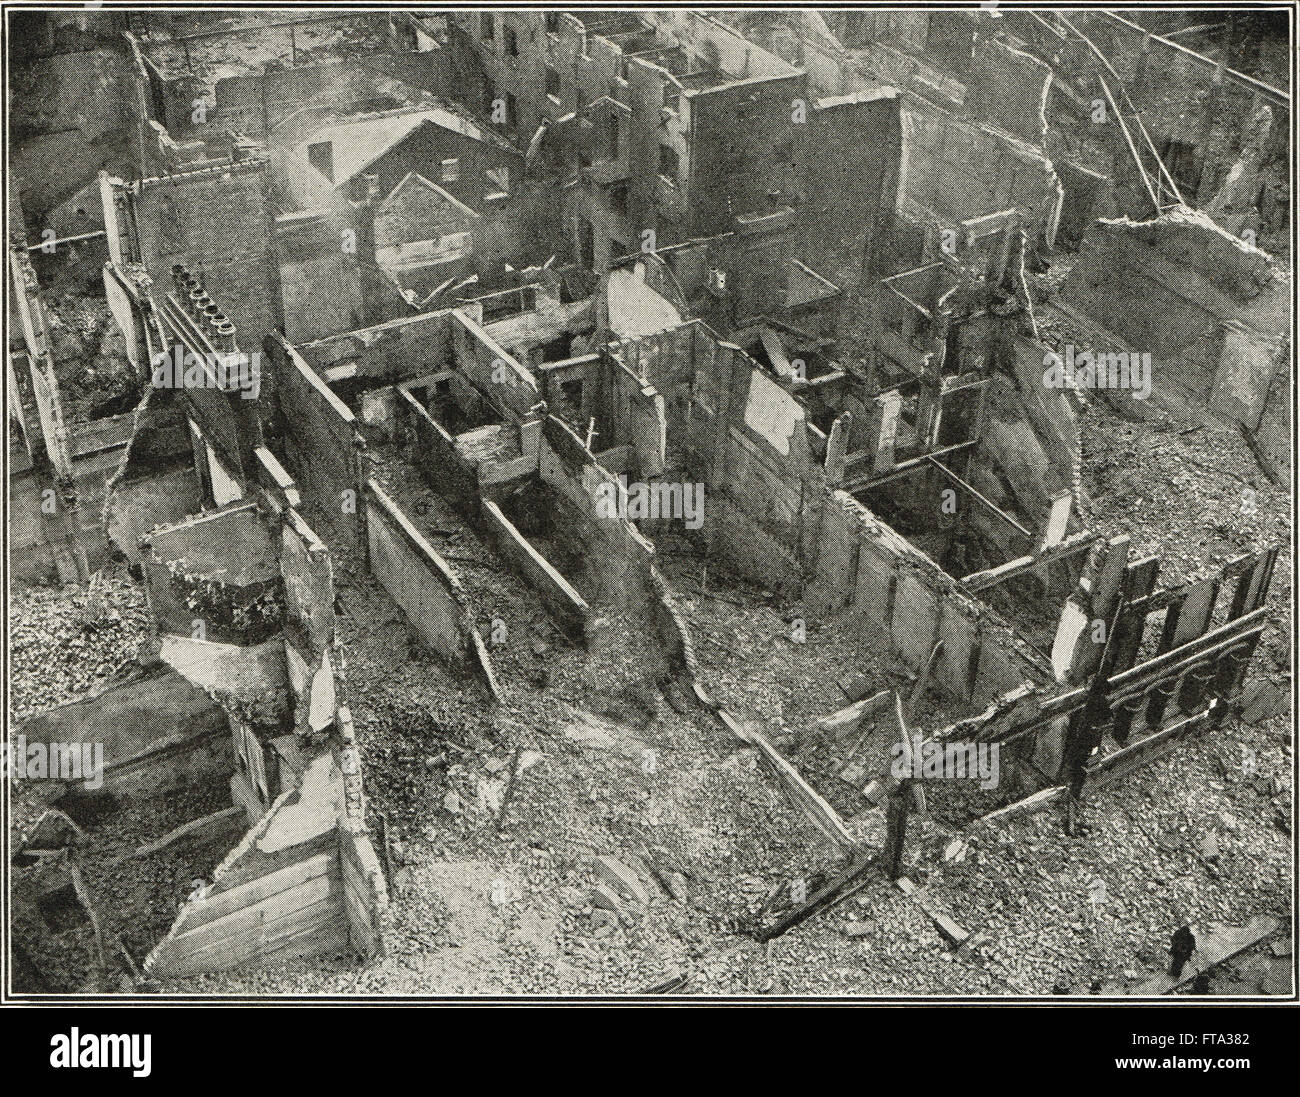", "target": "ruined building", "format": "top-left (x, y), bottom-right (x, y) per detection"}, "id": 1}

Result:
top-left (7, 8), bottom-right (1291, 998)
